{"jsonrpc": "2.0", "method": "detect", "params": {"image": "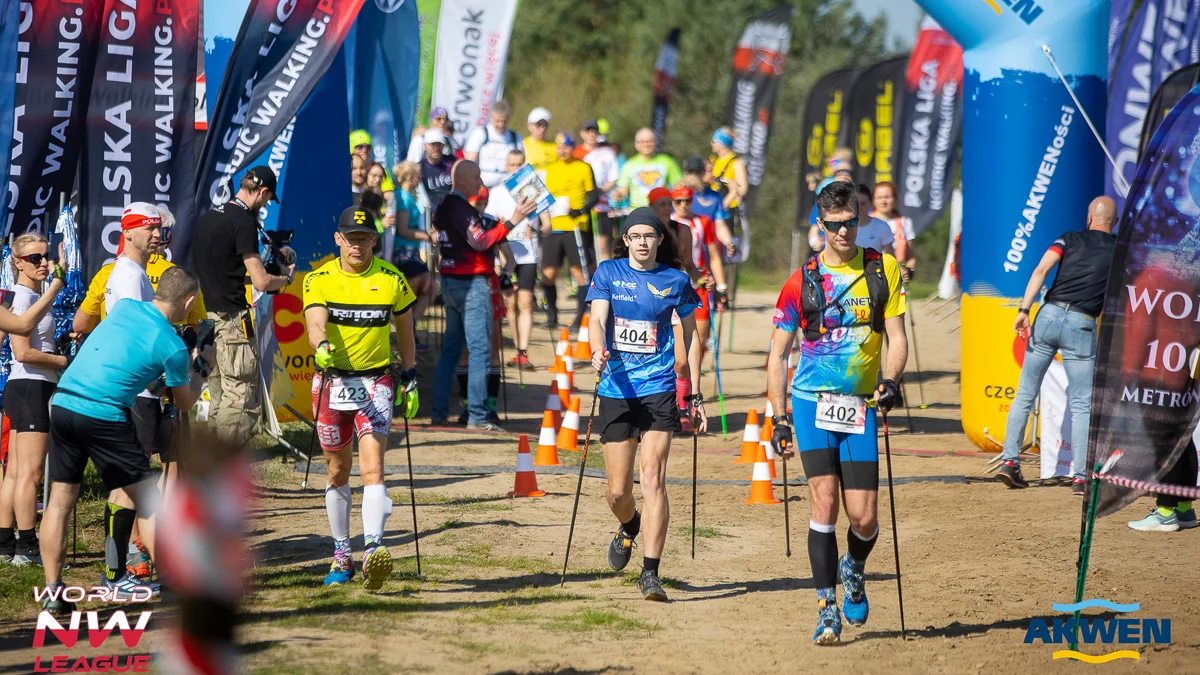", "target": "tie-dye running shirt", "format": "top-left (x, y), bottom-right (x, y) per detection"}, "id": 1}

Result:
top-left (772, 249), bottom-right (907, 399)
